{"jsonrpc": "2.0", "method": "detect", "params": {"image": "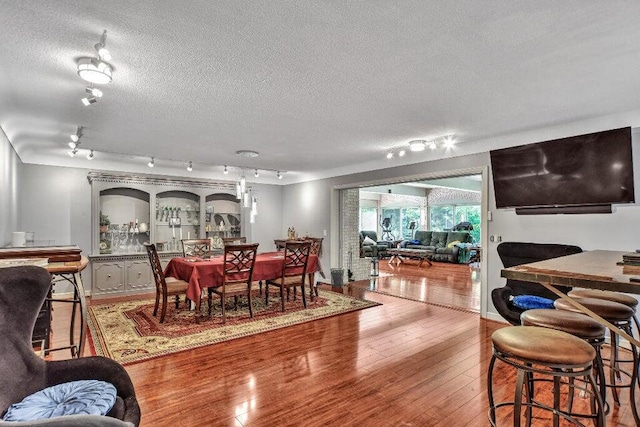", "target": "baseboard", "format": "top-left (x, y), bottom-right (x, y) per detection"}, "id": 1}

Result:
top-left (485, 312), bottom-right (509, 324)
